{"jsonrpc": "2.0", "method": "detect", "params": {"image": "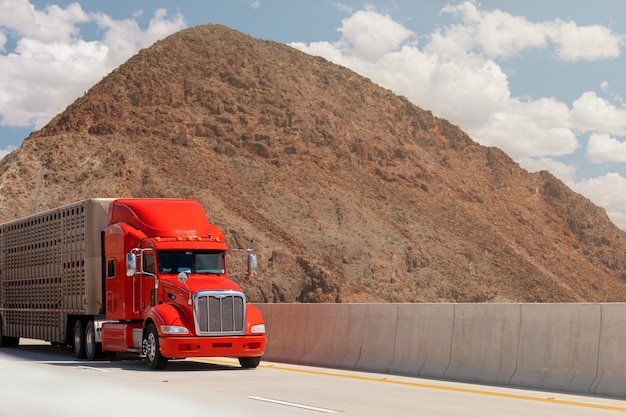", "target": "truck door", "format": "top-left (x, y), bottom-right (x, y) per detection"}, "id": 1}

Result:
top-left (125, 250), bottom-right (154, 318)
top-left (141, 252), bottom-right (158, 312)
